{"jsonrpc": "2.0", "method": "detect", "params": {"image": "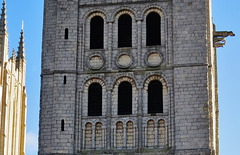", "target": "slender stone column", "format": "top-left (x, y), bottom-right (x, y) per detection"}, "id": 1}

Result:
top-left (106, 89), bottom-right (112, 151)
top-left (82, 129), bottom-right (85, 150)
top-left (79, 91), bottom-right (83, 150)
top-left (107, 21), bottom-right (113, 70)
top-left (123, 126), bottom-right (127, 147)
top-left (92, 126), bottom-right (96, 149)
top-left (76, 91), bottom-right (82, 151)
top-left (155, 126), bottom-right (158, 146)
top-left (136, 19), bottom-right (142, 68)
top-left (137, 87), bottom-right (143, 151)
